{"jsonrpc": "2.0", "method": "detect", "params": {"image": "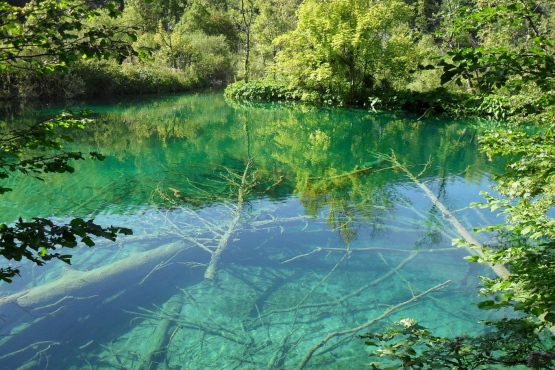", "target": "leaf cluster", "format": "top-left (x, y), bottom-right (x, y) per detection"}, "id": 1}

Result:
top-left (362, 318), bottom-right (554, 369)
top-left (0, 0), bottom-right (138, 76)
top-left (0, 217), bottom-right (131, 283)
top-left (432, 1), bottom-right (555, 94)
